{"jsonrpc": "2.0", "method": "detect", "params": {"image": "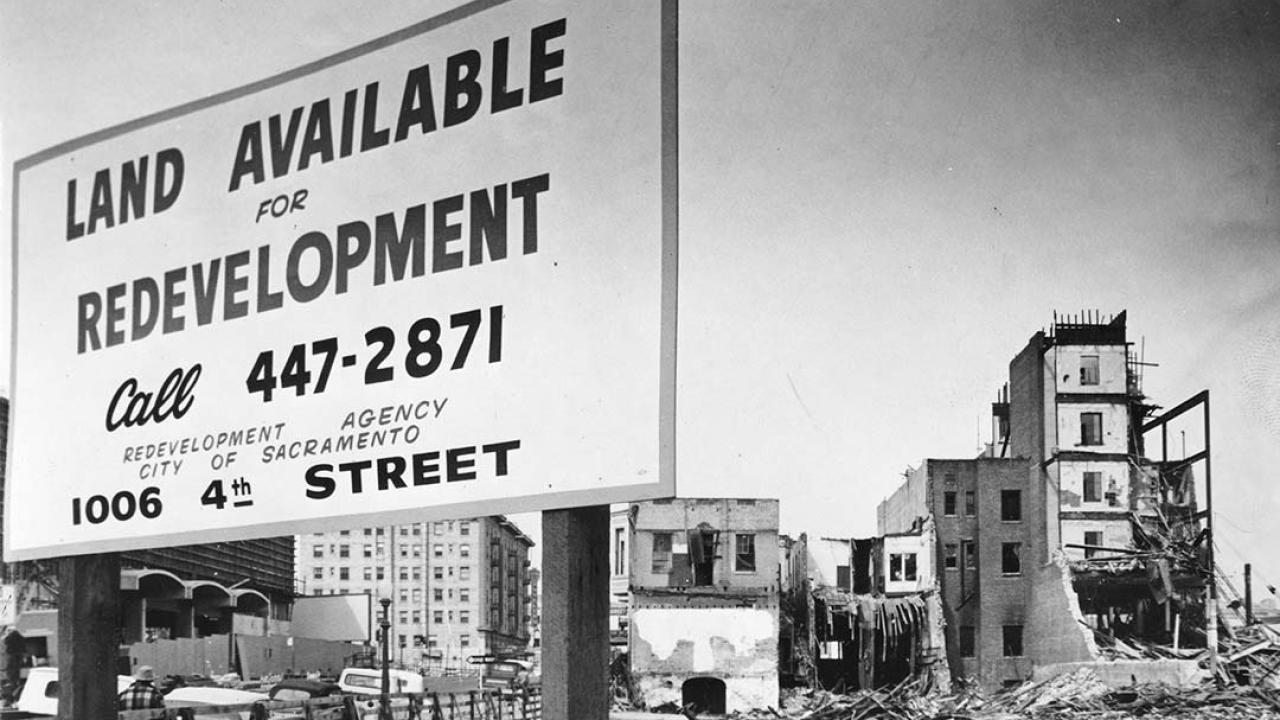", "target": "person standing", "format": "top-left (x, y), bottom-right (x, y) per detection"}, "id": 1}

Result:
top-left (118, 665), bottom-right (165, 711)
